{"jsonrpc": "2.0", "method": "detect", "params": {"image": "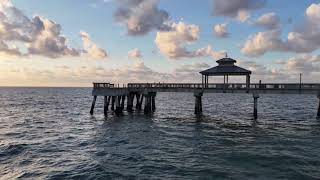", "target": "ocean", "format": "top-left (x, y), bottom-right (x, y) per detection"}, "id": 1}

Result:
top-left (0, 87), bottom-right (320, 179)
